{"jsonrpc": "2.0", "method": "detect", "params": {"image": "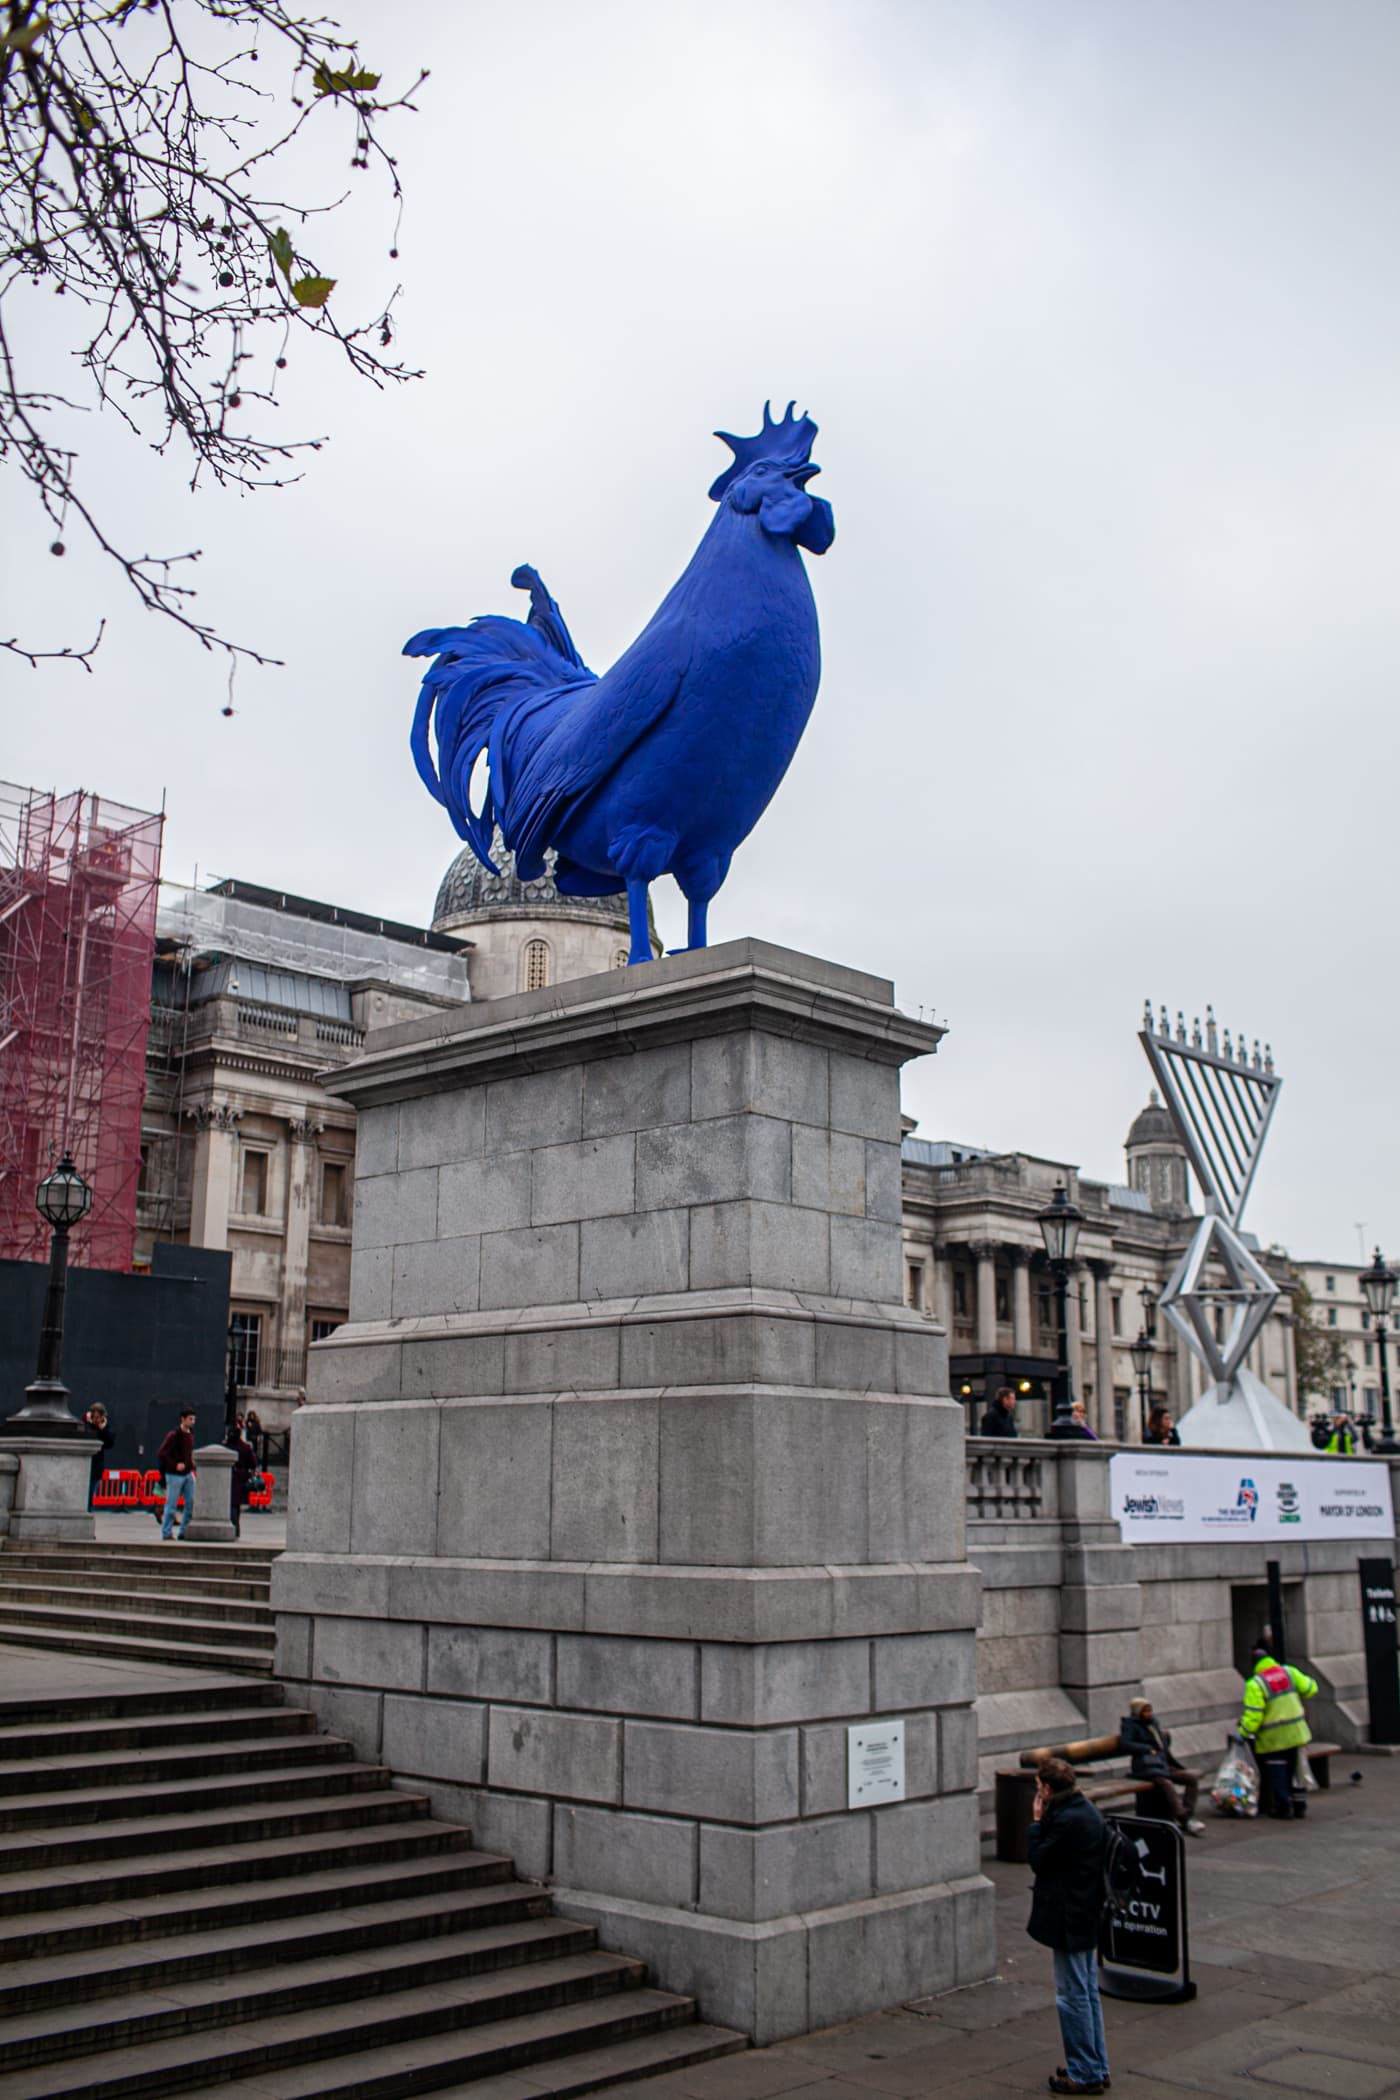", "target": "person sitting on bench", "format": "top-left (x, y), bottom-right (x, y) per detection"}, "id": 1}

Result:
top-left (1119, 1696), bottom-right (1205, 1835)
